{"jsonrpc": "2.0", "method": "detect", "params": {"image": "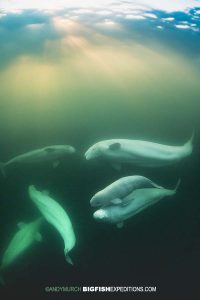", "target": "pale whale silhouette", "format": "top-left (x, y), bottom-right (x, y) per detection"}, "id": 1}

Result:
top-left (28, 185), bottom-right (76, 265)
top-left (93, 180), bottom-right (180, 228)
top-left (90, 175), bottom-right (162, 207)
top-left (0, 218), bottom-right (43, 285)
top-left (85, 134), bottom-right (193, 169)
top-left (0, 144), bottom-right (76, 177)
